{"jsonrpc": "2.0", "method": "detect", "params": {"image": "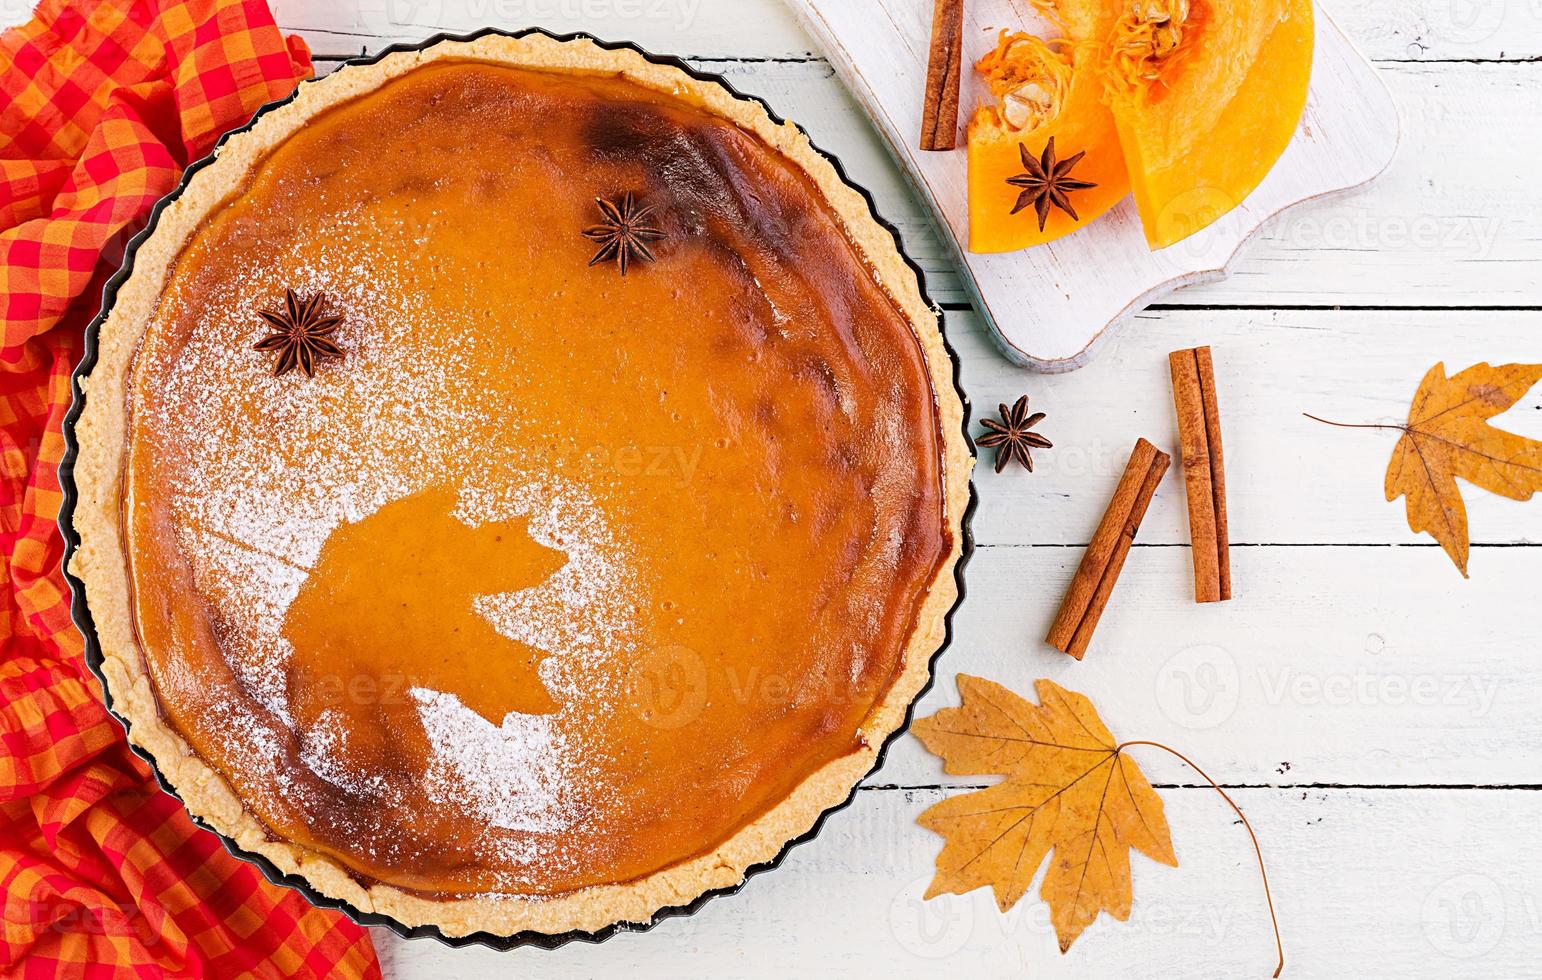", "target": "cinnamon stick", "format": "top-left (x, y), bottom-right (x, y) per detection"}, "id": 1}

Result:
top-left (1169, 346), bottom-right (1232, 603)
top-left (1047, 438), bottom-right (1171, 659)
top-left (920, 0), bottom-right (964, 150)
